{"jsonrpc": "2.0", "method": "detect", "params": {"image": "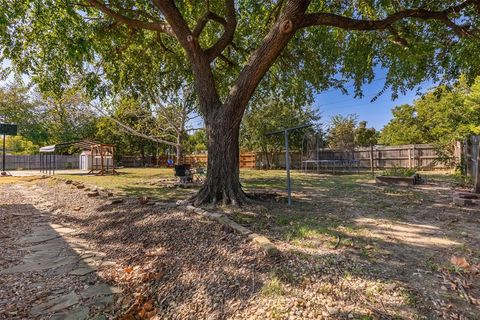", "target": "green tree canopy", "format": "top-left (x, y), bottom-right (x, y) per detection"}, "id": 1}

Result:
top-left (0, 81), bottom-right (47, 145)
top-left (355, 120), bottom-right (378, 147)
top-left (327, 114), bottom-right (358, 151)
top-left (240, 96), bottom-right (320, 155)
top-left (184, 130), bottom-right (207, 154)
top-left (0, 81), bottom-right (97, 149)
top-left (379, 76), bottom-right (480, 146)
